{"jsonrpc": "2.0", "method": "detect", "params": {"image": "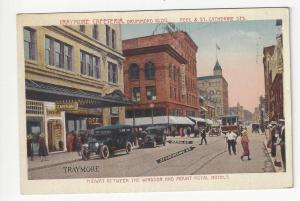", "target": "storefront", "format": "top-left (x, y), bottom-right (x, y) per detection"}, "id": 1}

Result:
top-left (26, 80), bottom-right (131, 154)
